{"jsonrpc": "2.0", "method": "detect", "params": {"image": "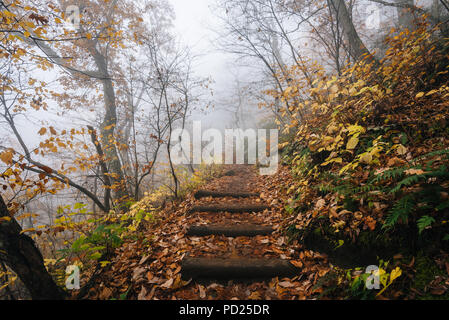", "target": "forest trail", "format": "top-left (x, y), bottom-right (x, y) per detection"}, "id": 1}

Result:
top-left (85, 165), bottom-right (331, 300)
top-left (181, 166), bottom-right (298, 281)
